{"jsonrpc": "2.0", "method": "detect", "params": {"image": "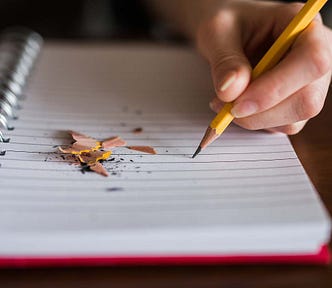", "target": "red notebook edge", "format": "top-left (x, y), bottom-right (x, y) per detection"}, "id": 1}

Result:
top-left (0, 245), bottom-right (329, 268)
